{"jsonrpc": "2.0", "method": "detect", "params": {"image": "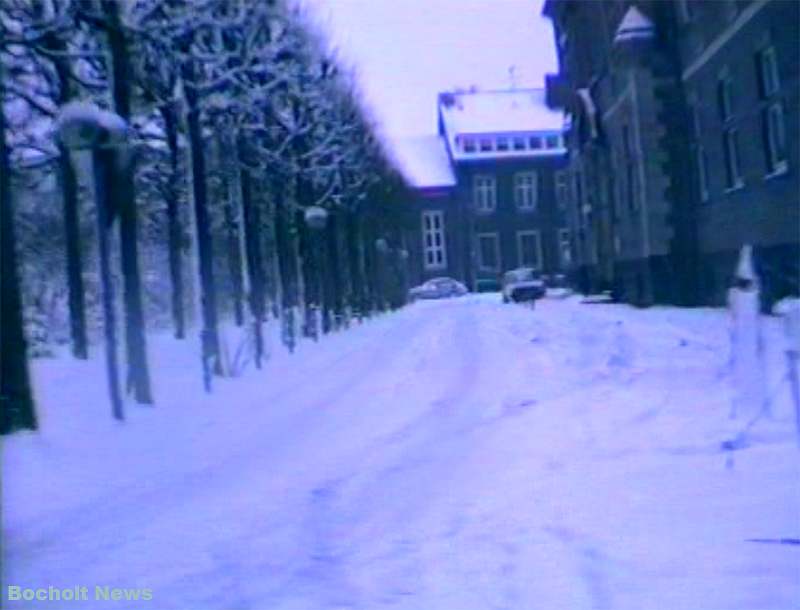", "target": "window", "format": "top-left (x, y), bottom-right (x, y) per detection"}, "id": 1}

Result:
top-left (763, 102), bottom-right (787, 174)
top-left (477, 233), bottom-right (501, 271)
top-left (421, 210), bottom-right (447, 270)
top-left (622, 124), bottom-right (638, 211)
top-left (690, 103), bottom-right (709, 202)
top-left (717, 73), bottom-right (733, 122)
top-left (756, 47), bottom-right (780, 98)
top-left (497, 137), bottom-right (509, 151)
top-left (545, 134), bottom-right (560, 149)
top-left (555, 170), bottom-right (570, 210)
top-left (479, 138), bottom-right (493, 152)
top-left (558, 229), bottom-right (572, 267)
top-left (517, 231), bottom-right (542, 269)
top-left (723, 128), bottom-right (743, 189)
top-left (697, 147), bottom-right (710, 202)
top-left (574, 170), bottom-right (584, 221)
top-left (529, 136), bottom-right (542, 149)
top-left (514, 172), bottom-right (538, 210)
top-left (463, 138), bottom-right (476, 153)
top-left (513, 136), bottom-right (526, 151)
top-left (473, 174), bottom-right (496, 212)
